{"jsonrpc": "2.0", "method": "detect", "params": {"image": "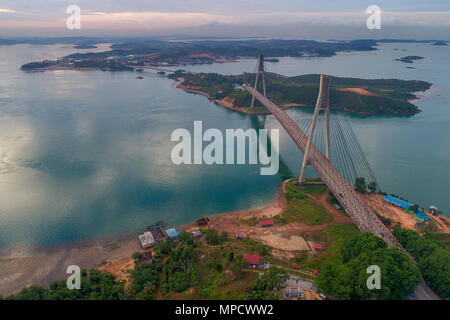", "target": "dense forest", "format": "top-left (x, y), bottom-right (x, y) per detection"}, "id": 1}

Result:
top-left (394, 229), bottom-right (450, 297)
